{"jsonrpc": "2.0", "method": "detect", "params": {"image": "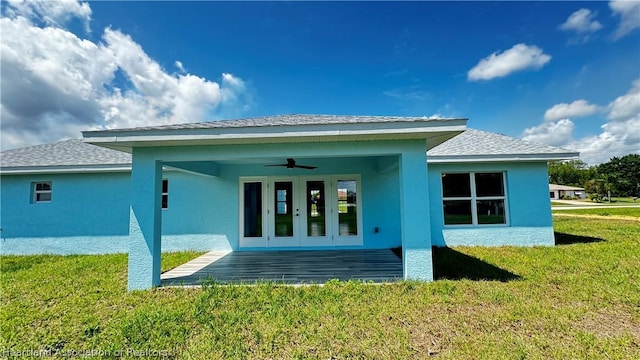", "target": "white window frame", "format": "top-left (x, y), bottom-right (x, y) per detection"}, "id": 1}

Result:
top-left (239, 177), bottom-right (268, 248)
top-left (32, 181), bottom-right (52, 203)
top-left (441, 172), bottom-right (508, 227)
